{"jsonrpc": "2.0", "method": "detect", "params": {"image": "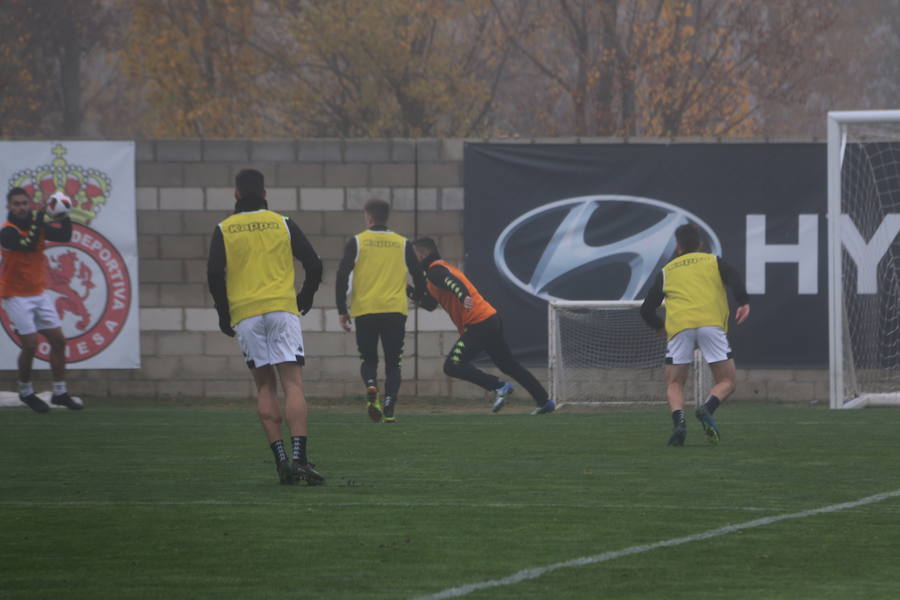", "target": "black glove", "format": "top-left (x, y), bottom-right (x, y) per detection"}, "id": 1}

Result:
top-left (218, 311), bottom-right (235, 337)
top-left (297, 289), bottom-right (315, 315)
